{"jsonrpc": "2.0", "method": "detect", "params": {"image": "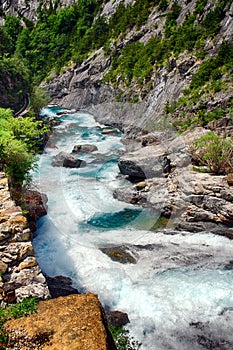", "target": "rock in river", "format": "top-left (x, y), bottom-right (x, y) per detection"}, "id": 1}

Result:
top-left (52, 151), bottom-right (86, 168)
top-left (72, 144), bottom-right (98, 153)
